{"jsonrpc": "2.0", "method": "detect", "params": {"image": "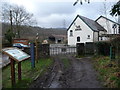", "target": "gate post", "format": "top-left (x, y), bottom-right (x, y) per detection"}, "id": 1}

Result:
top-left (40, 44), bottom-right (50, 58)
top-left (110, 46), bottom-right (115, 60)
top-left (76, 43), bottom-right (85, 56)
top-left (10, 58), bottom-right (16, 86)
